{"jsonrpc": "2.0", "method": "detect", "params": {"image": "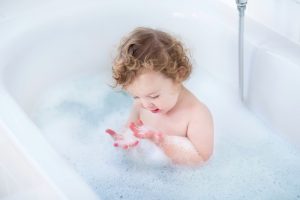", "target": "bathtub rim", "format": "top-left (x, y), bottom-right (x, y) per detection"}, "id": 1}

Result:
top-left (0, 88), bottom-right (100, 200)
